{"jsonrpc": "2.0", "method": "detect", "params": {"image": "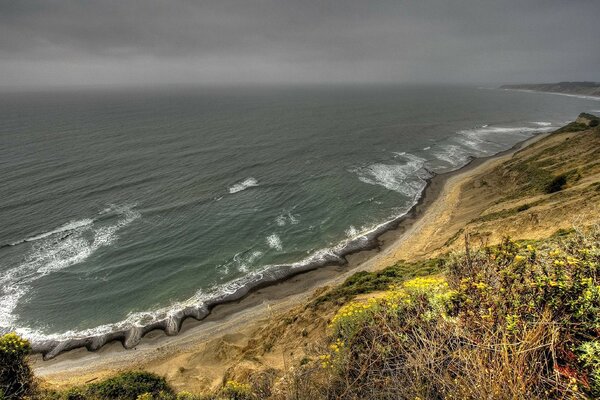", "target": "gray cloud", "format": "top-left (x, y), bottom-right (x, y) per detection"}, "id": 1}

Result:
top-left (1, 0), bottom-right (599, 87)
